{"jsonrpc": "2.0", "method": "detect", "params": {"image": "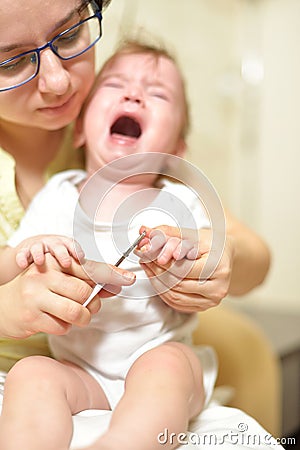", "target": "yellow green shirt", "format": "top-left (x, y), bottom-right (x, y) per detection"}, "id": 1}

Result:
top-left (0, 125), bottom-right (84, 371)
